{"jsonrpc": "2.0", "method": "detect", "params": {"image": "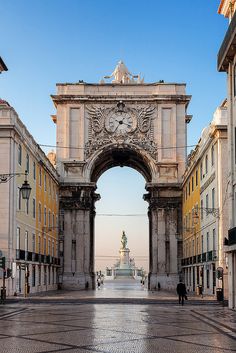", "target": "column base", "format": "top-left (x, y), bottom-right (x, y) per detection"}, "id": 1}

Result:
top-left (62, 272), bottom-right (95, 290)
top-left (149, 273), bottom-right (179, 291)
